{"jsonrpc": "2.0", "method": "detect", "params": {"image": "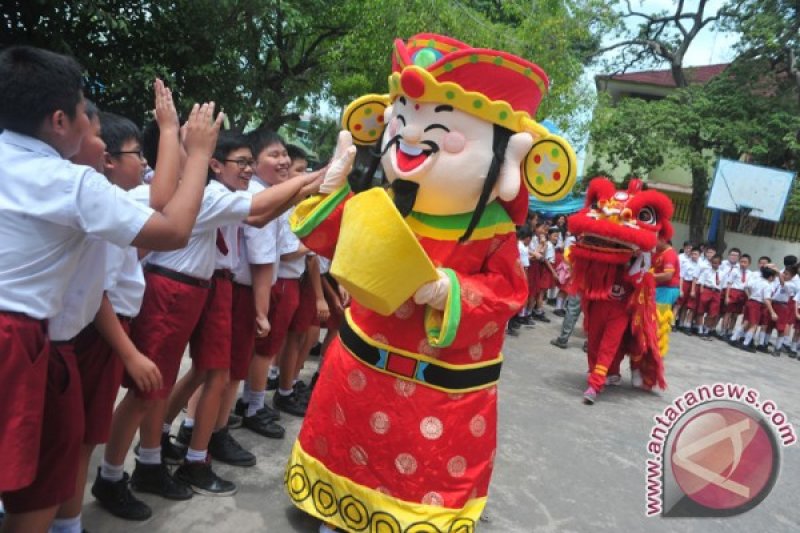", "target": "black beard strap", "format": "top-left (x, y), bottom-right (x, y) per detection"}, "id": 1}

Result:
top-left (390, 179), bottom-right (420, 218)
